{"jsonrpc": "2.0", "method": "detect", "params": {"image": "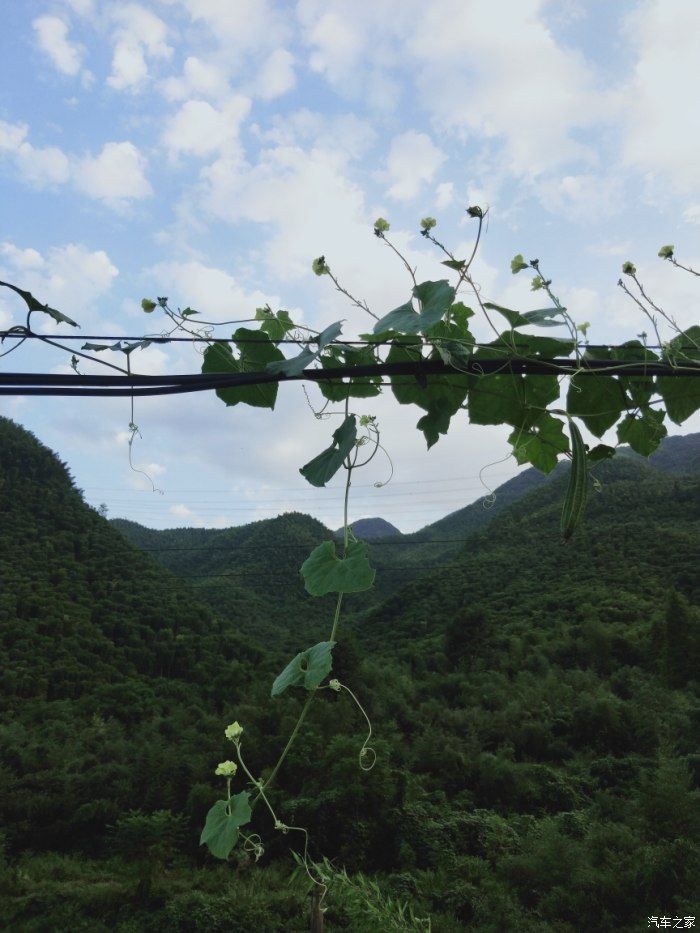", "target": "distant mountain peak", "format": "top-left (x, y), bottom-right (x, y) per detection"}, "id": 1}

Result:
top-left (334, 517), bottom-right (402, 540)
